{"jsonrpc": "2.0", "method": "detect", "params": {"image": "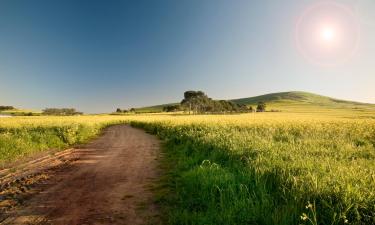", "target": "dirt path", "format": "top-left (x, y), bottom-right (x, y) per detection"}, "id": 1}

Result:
top-left (1, 125), bottom-right (161, 225)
